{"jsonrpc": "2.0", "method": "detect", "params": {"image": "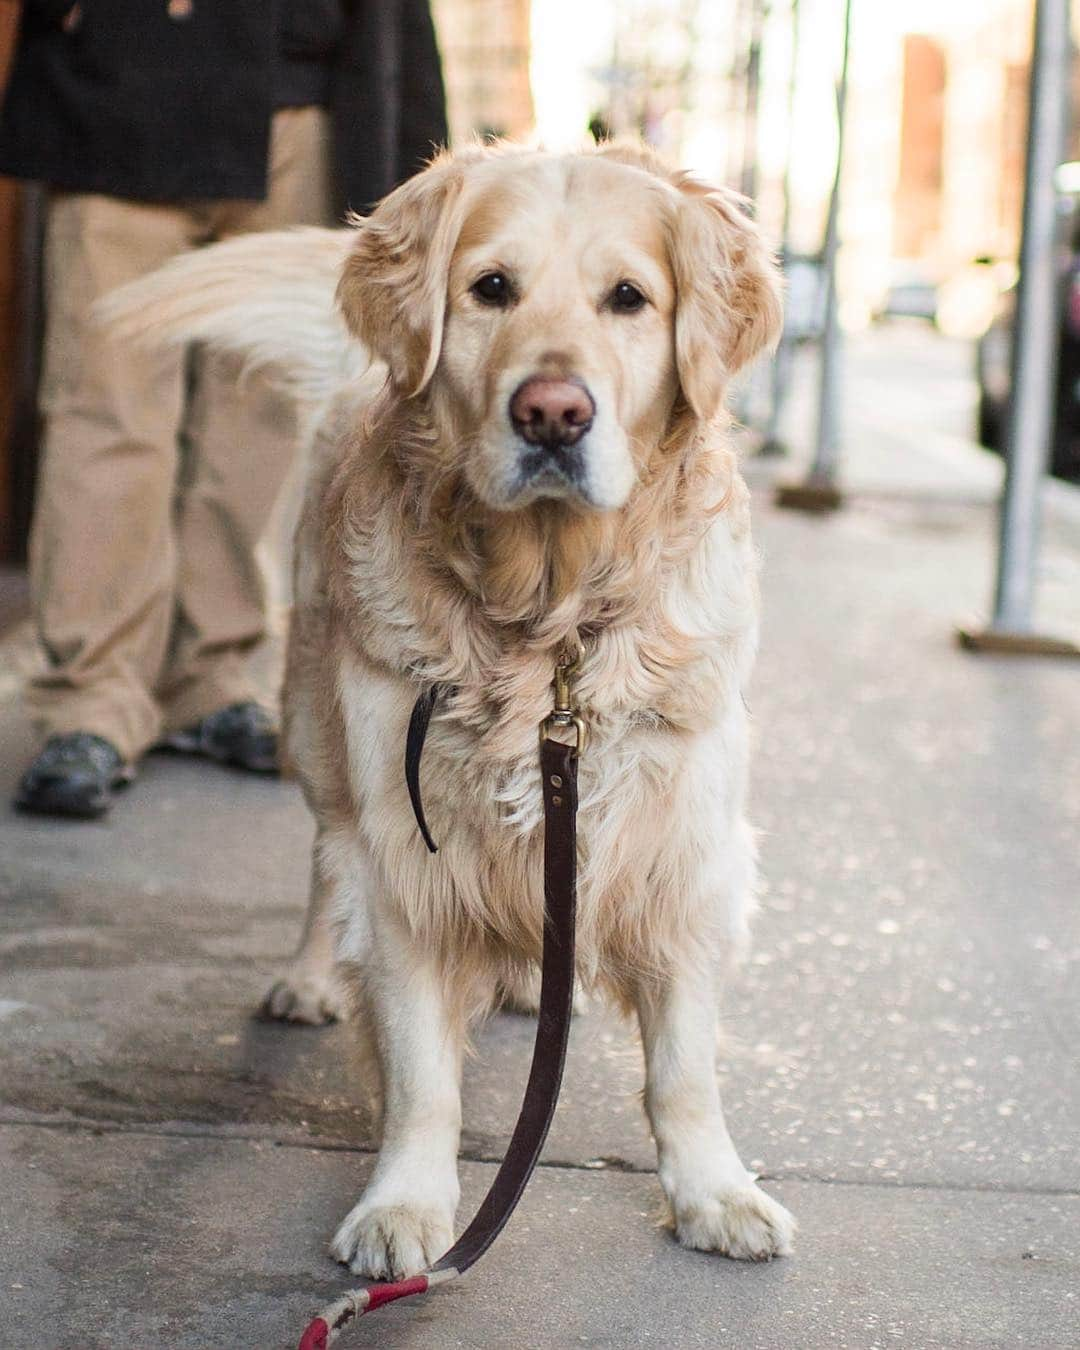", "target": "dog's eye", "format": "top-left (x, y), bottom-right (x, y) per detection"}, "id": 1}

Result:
top-left (609, 281), bottom-right (647, 313)
top-left (471, 272), bottom-right (512, 307)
